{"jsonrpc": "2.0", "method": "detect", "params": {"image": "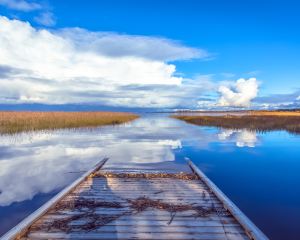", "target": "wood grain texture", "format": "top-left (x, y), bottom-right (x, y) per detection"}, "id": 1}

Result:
top-left (2, 160), bottom-right (267, 240)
